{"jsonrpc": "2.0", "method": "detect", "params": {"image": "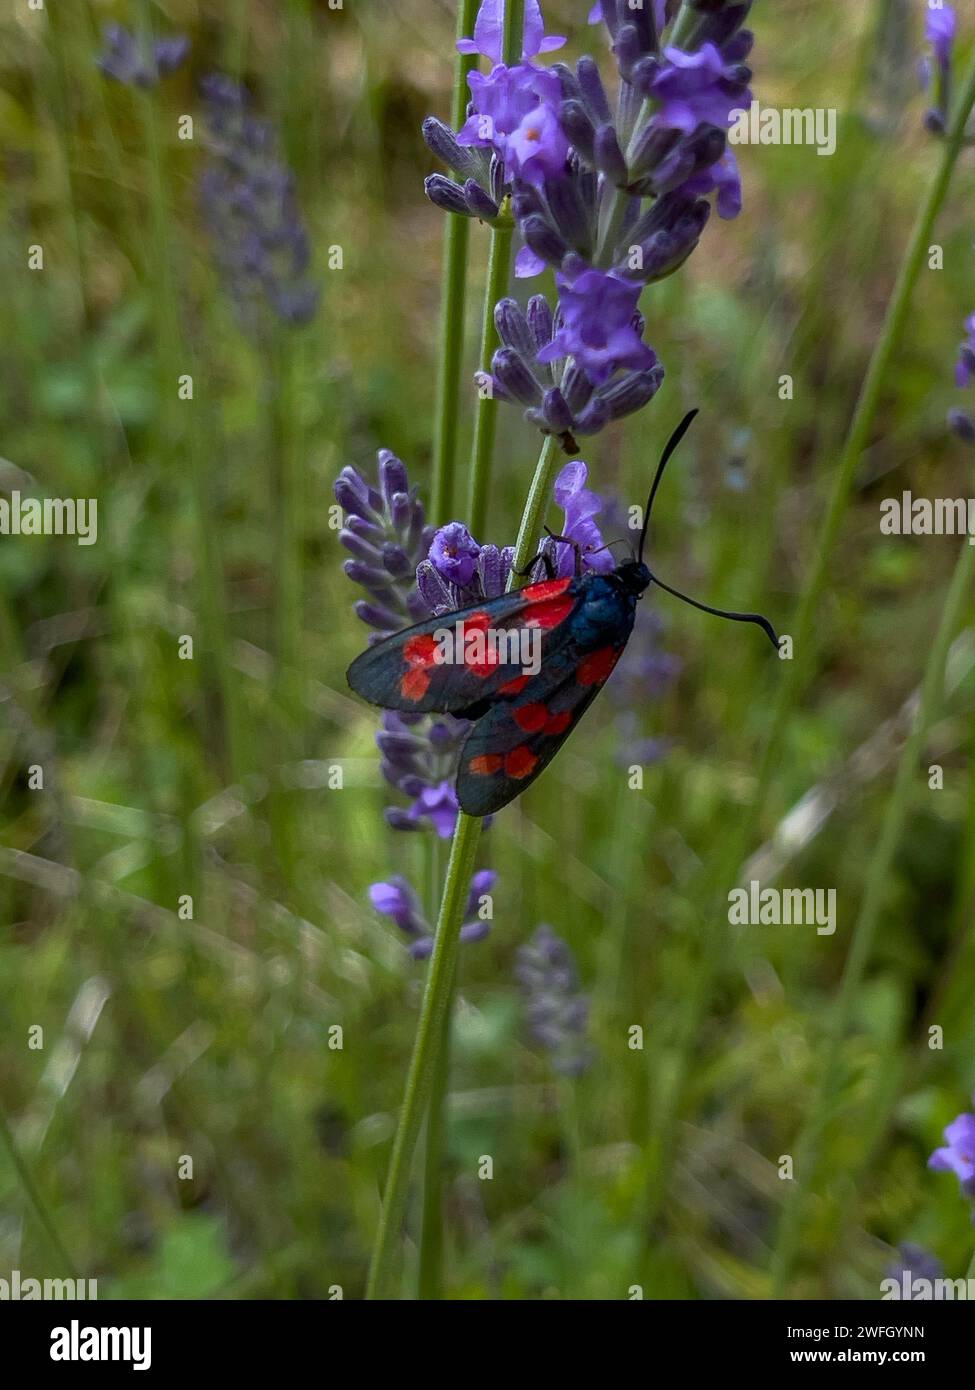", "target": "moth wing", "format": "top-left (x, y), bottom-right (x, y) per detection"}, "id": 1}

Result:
top-left (456, 631), bottom-right (632, 816)
top-left (346, 577), bottom-right (583, 715)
